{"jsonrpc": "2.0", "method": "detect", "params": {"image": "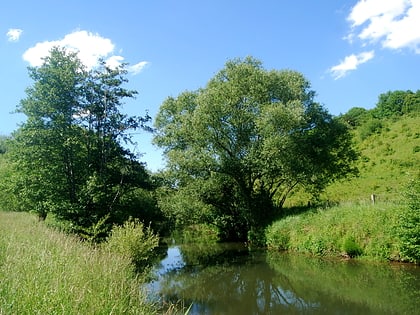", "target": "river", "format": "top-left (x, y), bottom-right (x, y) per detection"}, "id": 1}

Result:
top-left (147, 242), bottom-right (420, 314)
